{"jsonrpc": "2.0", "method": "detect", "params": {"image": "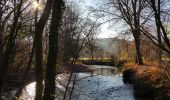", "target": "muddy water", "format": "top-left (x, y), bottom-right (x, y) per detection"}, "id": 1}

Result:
top-left (20, 65), bottom-right (135, 100)
top-left (72, 65), bottom-right (135, 100)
